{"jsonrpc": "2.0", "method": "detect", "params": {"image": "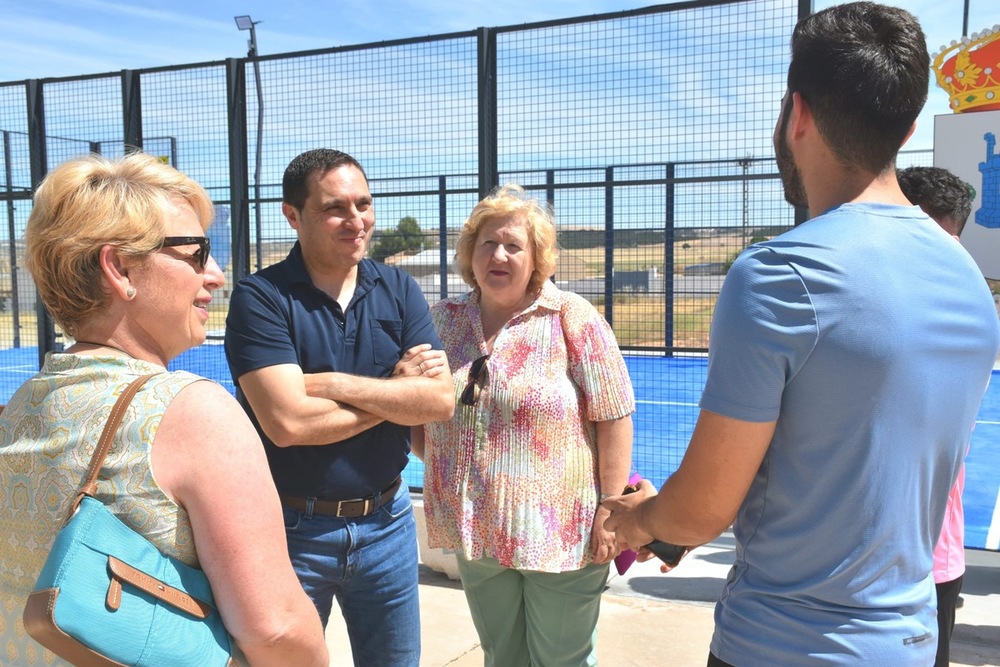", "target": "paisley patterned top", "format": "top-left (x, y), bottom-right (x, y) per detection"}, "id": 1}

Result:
top-left (0, 353), bottom-right (203, 666)
top-left (422, 281), bottom-right (635, 572)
